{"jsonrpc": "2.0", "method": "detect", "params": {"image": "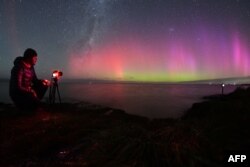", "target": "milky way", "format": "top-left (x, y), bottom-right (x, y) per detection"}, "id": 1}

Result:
top-left (1, 0), bottom-right (250, 81)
